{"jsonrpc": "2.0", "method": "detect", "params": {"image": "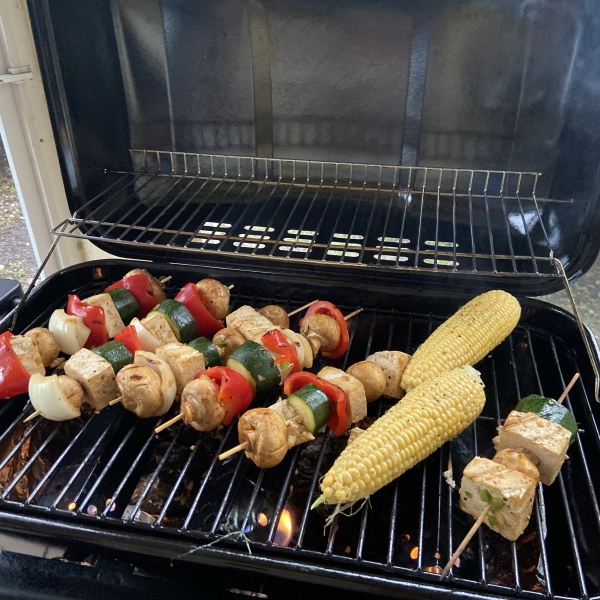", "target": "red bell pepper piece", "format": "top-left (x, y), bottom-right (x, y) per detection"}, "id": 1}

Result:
top-left (114, 325), bottom-right (145, 354)
top-left (66, 295), bottom-right (109, 349)
top-left (261, 329), bottom-right (300, 374)
top-left (199, 366), bottom-right (254, 426)
top-left (106, 273), bottom-right (158, 317)
top-left (302, 301), bottom-right (349, 359)
top-left (175, 283), bottom-right (223, 338)
top-left (0, 332), bottom-right (31, 399)
top-left (283, 372), bottom-right (348, 435)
